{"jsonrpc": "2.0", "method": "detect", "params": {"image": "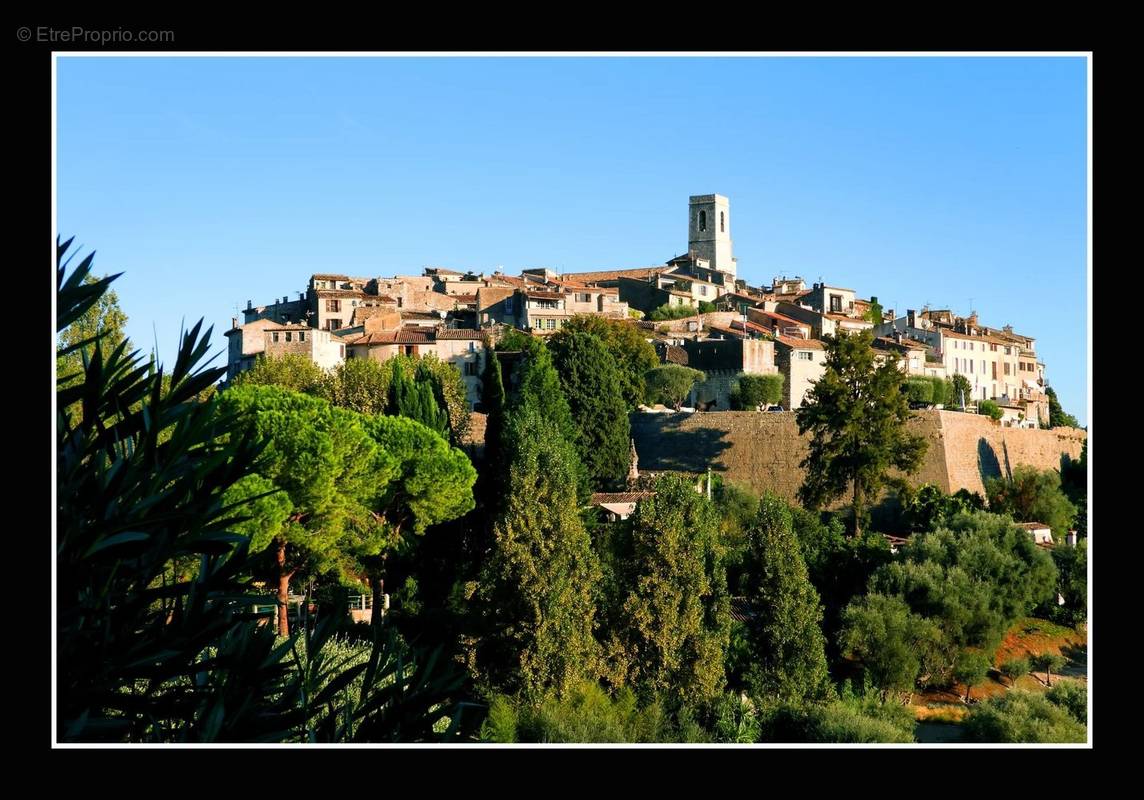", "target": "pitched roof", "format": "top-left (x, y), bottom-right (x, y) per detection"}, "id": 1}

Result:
top-left (314, 288), bottom-right (366, 298)
top-left (449, 294), bottom-right (479, 304)
top-left (774, 335), bottom-right (825, 349)
top-left (873, 336), bottom-right (926, 351)
top-left (486, 274), bottom-right (531, 289)
top-left (311, 273), bottom-right (350, 281)
top-left (590, 492), bottom-right (656, 505)
top-left (561, 266), bottom-right (674, 283)
top-left (940, 329), bottom-right (1014, 346)
top-left (1015, 521), bottom-right (1051, 530)
top-left (435, 328), bottom-right (485, 340)
top-left (662, 344), bottom-right (689, 365)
